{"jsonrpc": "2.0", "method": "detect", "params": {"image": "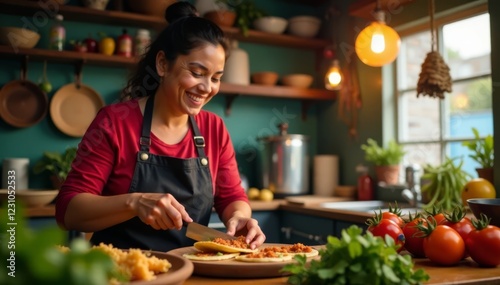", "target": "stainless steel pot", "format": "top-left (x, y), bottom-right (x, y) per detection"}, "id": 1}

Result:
top-left (258, 123), bottom-right (309, 197)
